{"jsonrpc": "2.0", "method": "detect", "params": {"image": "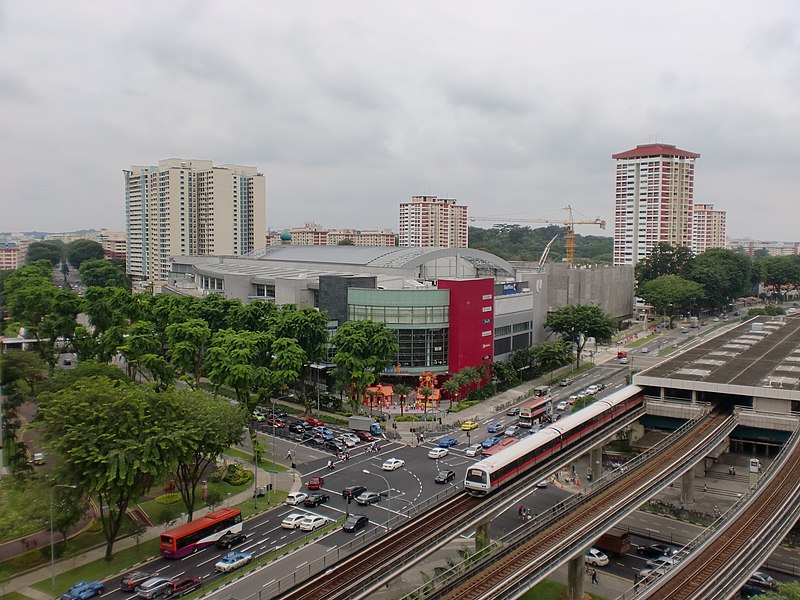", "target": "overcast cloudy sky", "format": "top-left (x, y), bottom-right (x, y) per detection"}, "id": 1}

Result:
top-left (2, 1), bottom-right (799, 241)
